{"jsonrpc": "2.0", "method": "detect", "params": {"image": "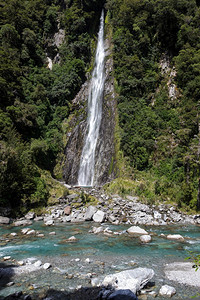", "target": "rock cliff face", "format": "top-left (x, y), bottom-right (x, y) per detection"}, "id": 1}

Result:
top-left (63, 37), bottom-right (118, 186)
